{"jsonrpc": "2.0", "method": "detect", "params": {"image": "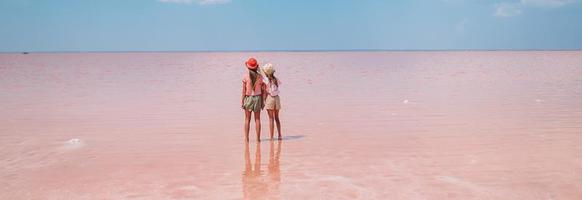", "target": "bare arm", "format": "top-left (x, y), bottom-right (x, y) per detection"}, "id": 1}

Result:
top-left (241, 81), bottom-right (246, 108)
top-left (262, 83), bottom-right (267, 108)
